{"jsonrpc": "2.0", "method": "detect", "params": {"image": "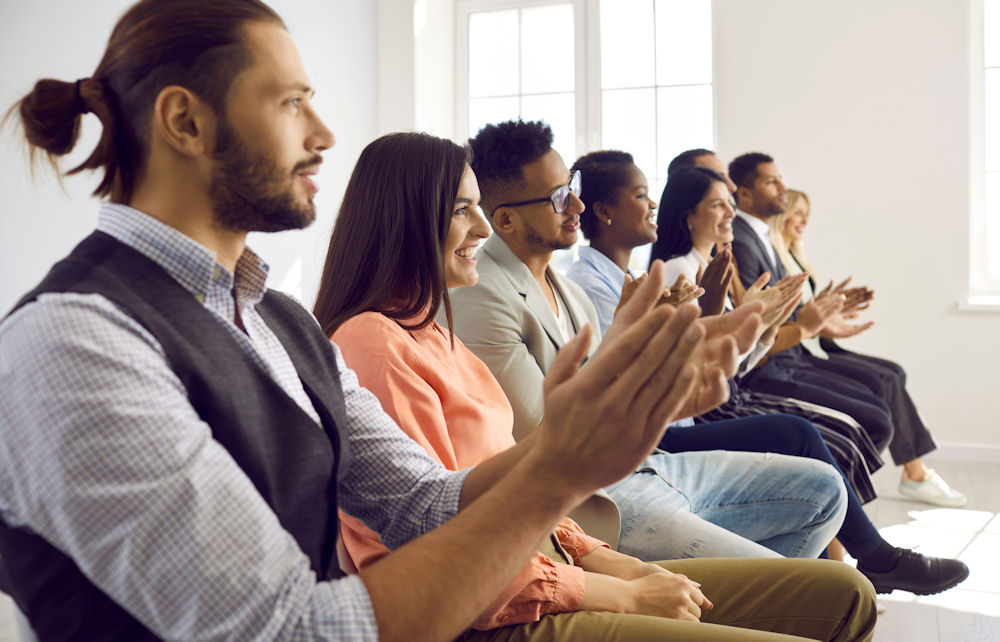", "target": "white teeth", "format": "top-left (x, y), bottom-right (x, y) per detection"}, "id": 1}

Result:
top-left (456, 248), bottom-right (476, 258)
